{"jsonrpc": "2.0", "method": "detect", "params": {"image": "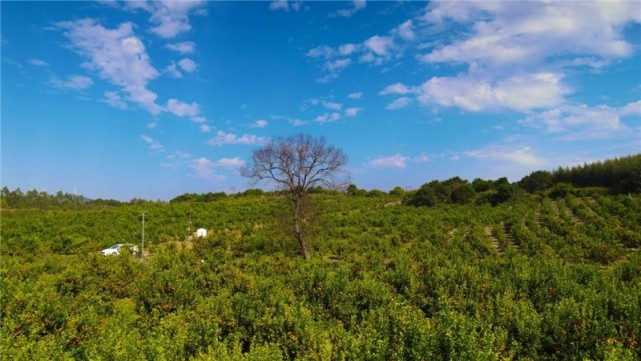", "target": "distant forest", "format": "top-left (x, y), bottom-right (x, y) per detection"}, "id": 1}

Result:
top-left (2, 153), bottom-right (639, 209)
